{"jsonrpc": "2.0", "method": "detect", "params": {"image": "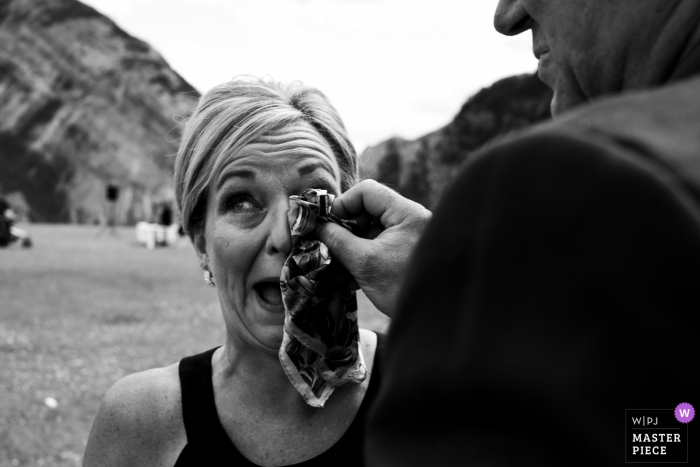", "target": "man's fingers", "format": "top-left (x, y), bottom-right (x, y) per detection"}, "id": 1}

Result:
top-left (316, 221), bottom-right (366, 270)
top-left (344, 210), bottom-right (375, 238)
top-left (331, 180), bottom-right (427, 230)
top-left (330, 180), bottom-right (398, 221)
